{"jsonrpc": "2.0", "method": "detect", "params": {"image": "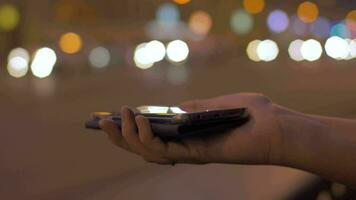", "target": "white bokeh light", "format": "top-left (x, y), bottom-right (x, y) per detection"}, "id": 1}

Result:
top-left (8, 48), bottom-right (30, 62)
top-left (256, 39), bottom-right (279, 62)
top-left (246, 40), bottom-right (261, 62)
top-left (7, 57), bottom-right (29, 78)
top-left (288, 39), bottom-right (304, 61)
top-left (344, 39), bottom-right (356, 60)
top-left (166, 40), bottom-right (189, 63)
top-left (89, 47), bottom-right (111, 69)
top-left (325, 36), bottom-right (349, 60)
top-left (146, 40), bottom-right (166, 62)
top-left (134, 43), bottom-right (154, 70)
top-left (30, 47), bottom-right (57, 78)
top-left (301, 39), bottom-right (323, 61)
top-left (7, 47), bottom-right (30, 78)
top-left (349, 39), bottom-right (356, 59)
